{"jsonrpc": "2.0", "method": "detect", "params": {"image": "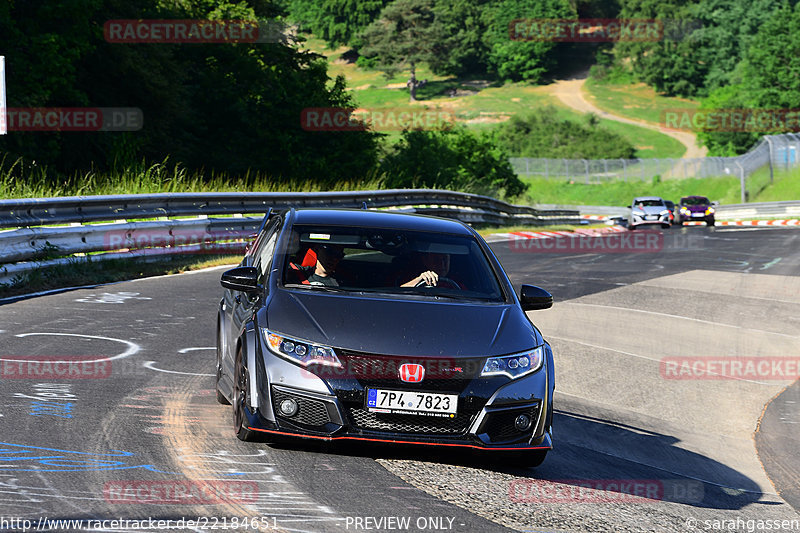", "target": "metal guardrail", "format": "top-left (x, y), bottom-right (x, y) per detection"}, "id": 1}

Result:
top-left (714, 200), bottom-right (800, 220)
top-left (0, 190), bottom-right (577, 229)
top-left (0, 190), bottom-right (581, 284)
